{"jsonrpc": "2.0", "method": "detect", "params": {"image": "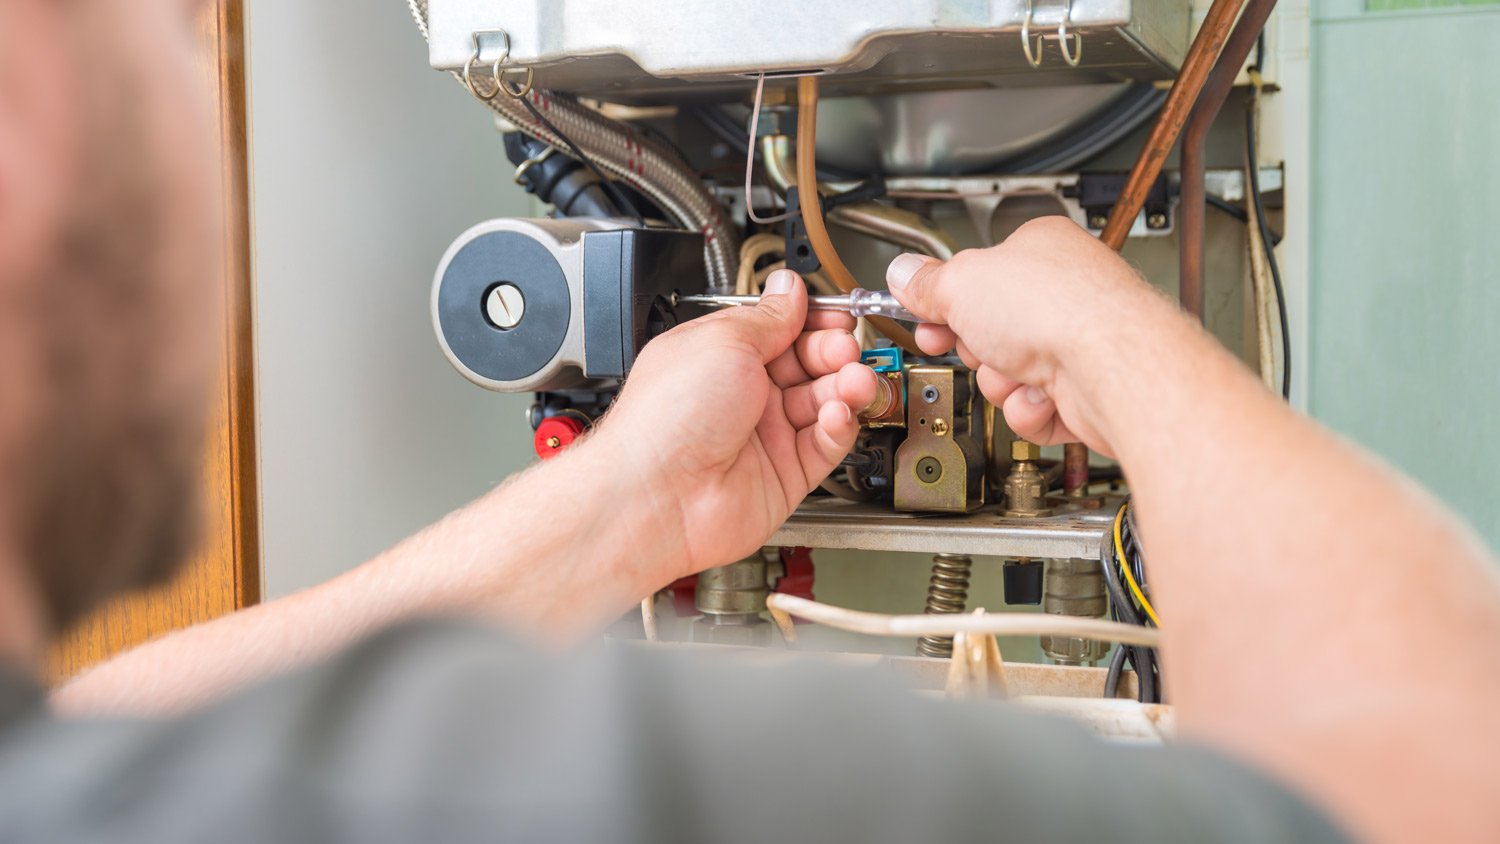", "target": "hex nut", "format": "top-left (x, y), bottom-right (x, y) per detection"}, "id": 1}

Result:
top-left (1011, 439), bottom-right (1041, 462)
top-left (692, 618), bottom-right (772, 647)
